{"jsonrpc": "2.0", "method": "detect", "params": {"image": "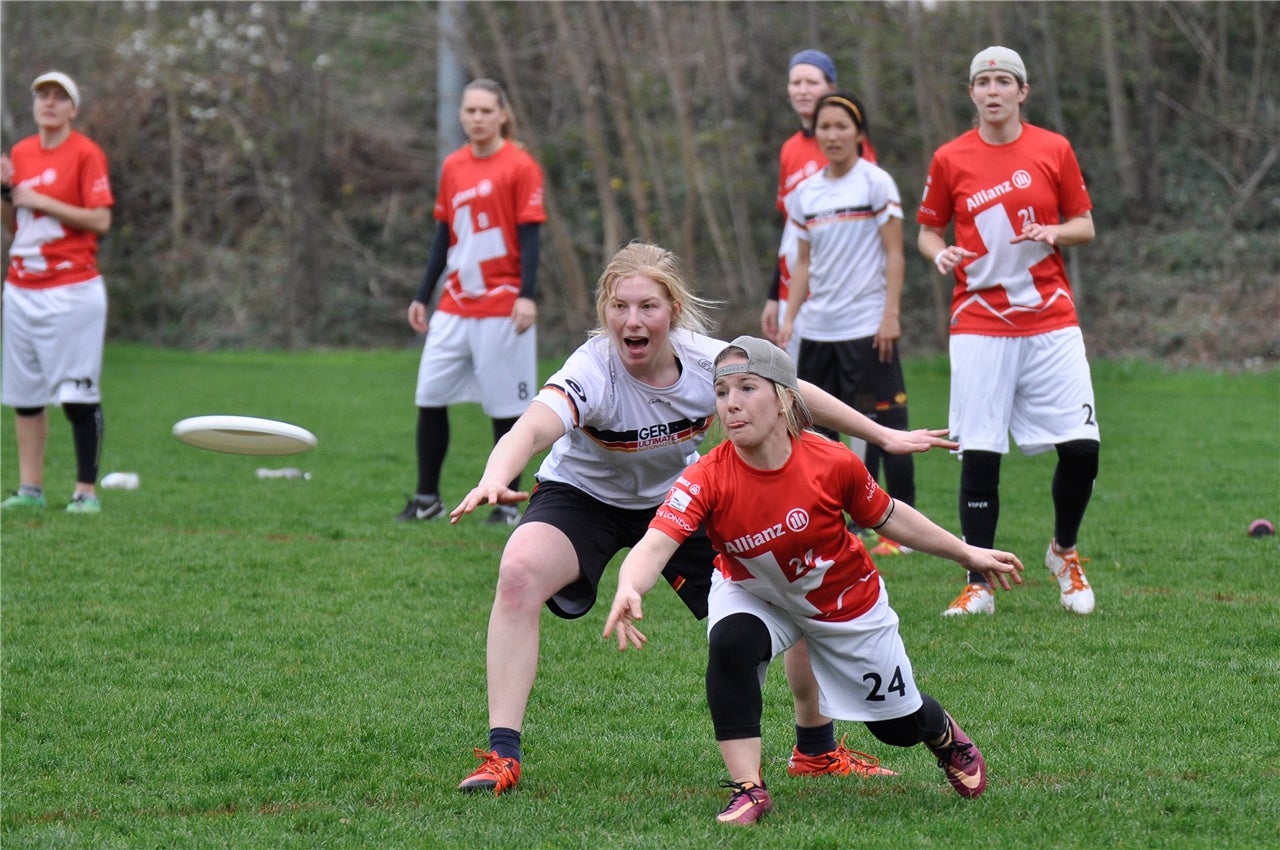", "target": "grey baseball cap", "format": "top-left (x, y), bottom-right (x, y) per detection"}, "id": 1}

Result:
top-left (715, 335), bottom-right (814, 429)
